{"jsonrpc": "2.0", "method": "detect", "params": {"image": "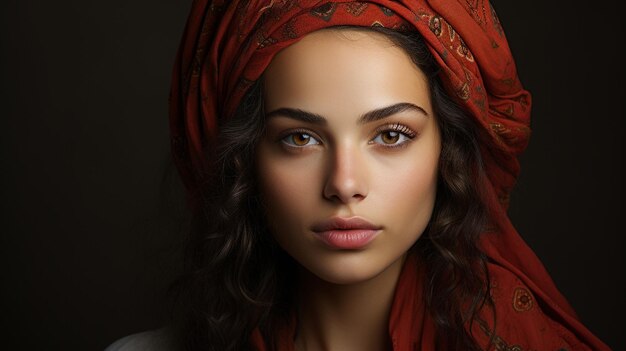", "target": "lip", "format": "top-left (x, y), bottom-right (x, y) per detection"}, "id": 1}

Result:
top-left (311, 217), bottom-right (382, 250)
